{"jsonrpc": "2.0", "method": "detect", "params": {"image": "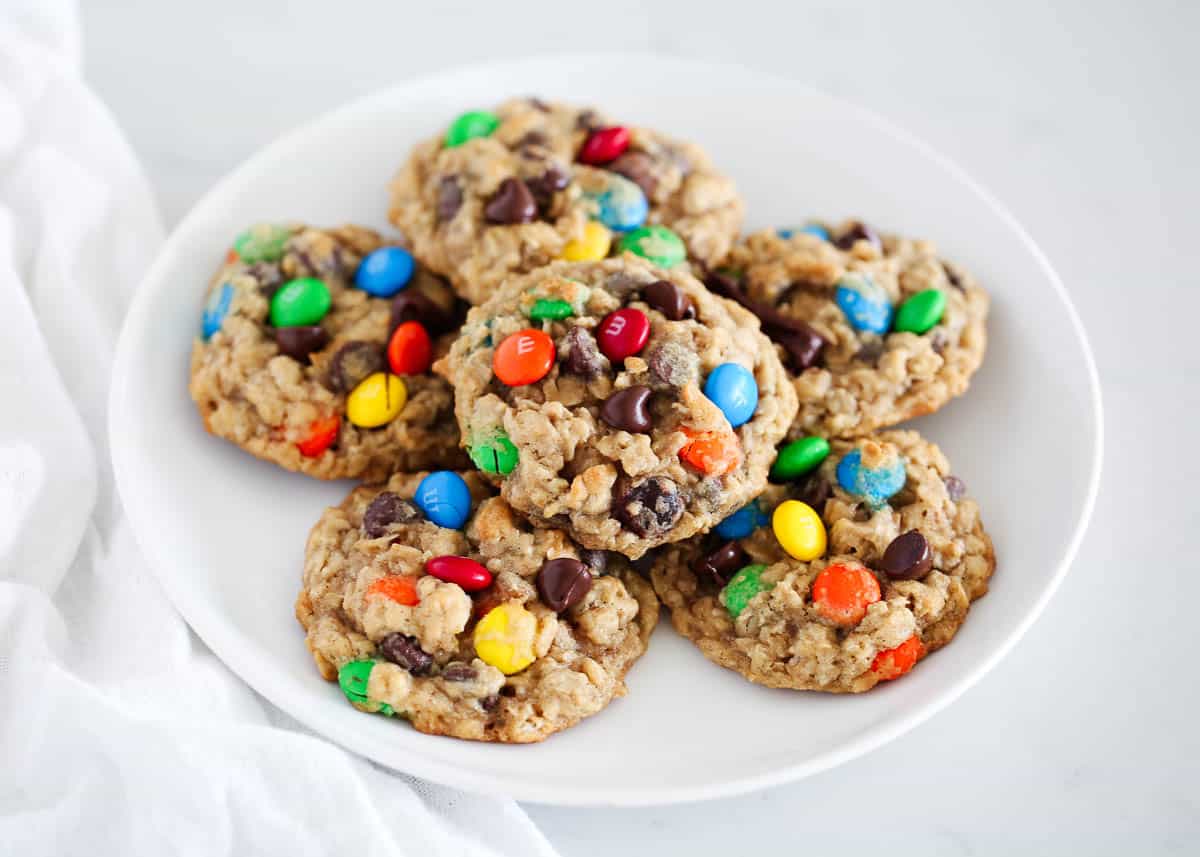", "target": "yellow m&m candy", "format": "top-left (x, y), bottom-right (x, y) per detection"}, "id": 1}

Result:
top-left (772, 499), bottom-right (827, 561)
top-left (559, 221), bottom-right (612, 262)
top-left (346, 372), bottom-right (407, 428)
top-left (473, 603), bottom-right (537, 675)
